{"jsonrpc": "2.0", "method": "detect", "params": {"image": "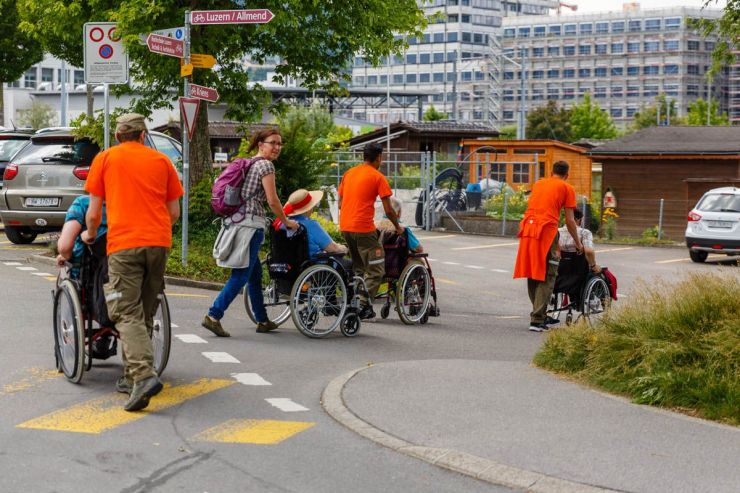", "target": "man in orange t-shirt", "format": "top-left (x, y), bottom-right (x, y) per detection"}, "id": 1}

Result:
top-left (513, 160), bottom-right (582, 332)
top-left (83, 113), bottom-right (184, 411)
top-left (338, 142), bottom-right (403, 320)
